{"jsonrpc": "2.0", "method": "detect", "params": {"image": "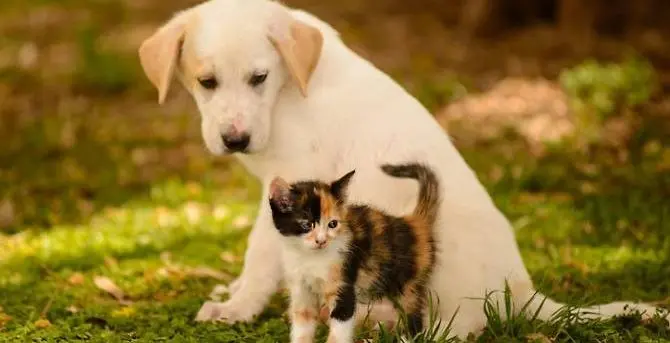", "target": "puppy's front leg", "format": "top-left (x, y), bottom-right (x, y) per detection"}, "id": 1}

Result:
top-left (195, 198), bottom-right (282, 323)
